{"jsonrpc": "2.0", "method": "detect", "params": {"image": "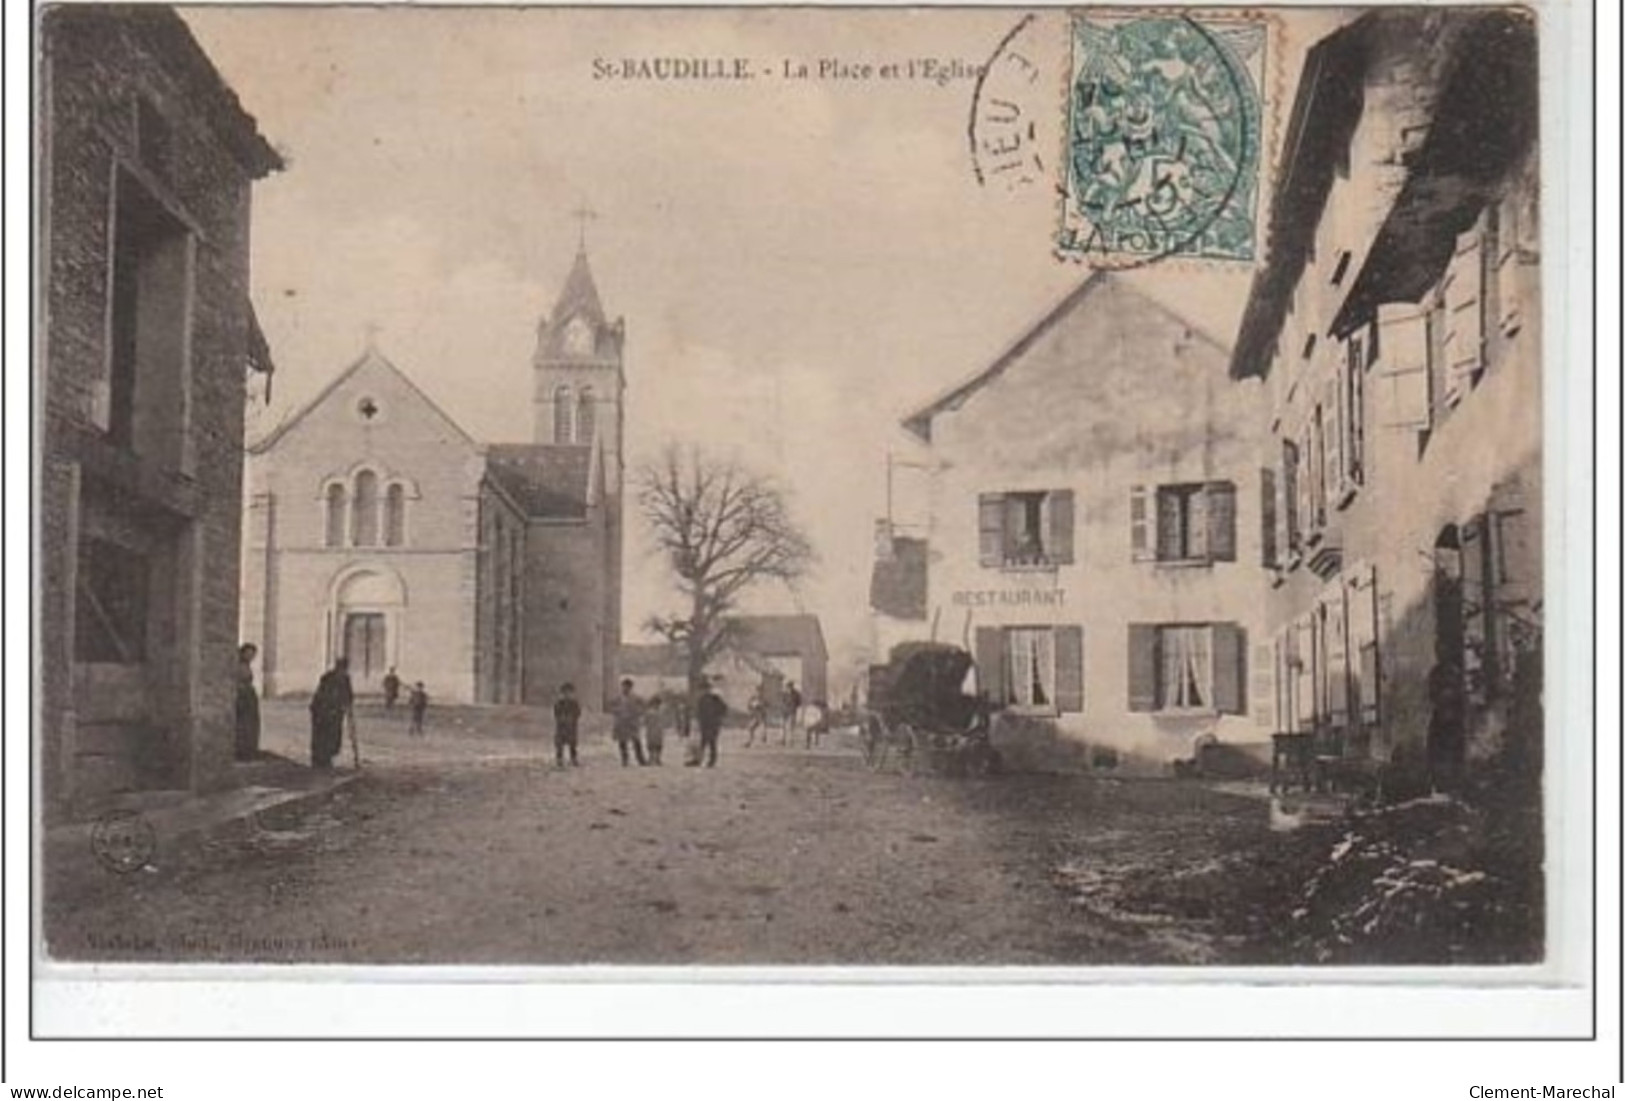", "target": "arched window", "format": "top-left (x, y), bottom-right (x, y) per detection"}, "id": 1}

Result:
top-left (352, 470), bottom-right (379, 547)
top-left (576, 386), bottom-right (596, 444)
top-left (384, 483), bottom-right (406, 547)
top-left (324, 483), bottom-right (346, 548)
top-left (553, 385), bottom-right (574, 444)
